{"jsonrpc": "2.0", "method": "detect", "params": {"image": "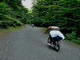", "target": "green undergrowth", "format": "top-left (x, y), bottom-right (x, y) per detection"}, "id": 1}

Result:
top-left (0, 26), bottom-right (24, 32)
top-left (40, 27), bottom-right (47, 32)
